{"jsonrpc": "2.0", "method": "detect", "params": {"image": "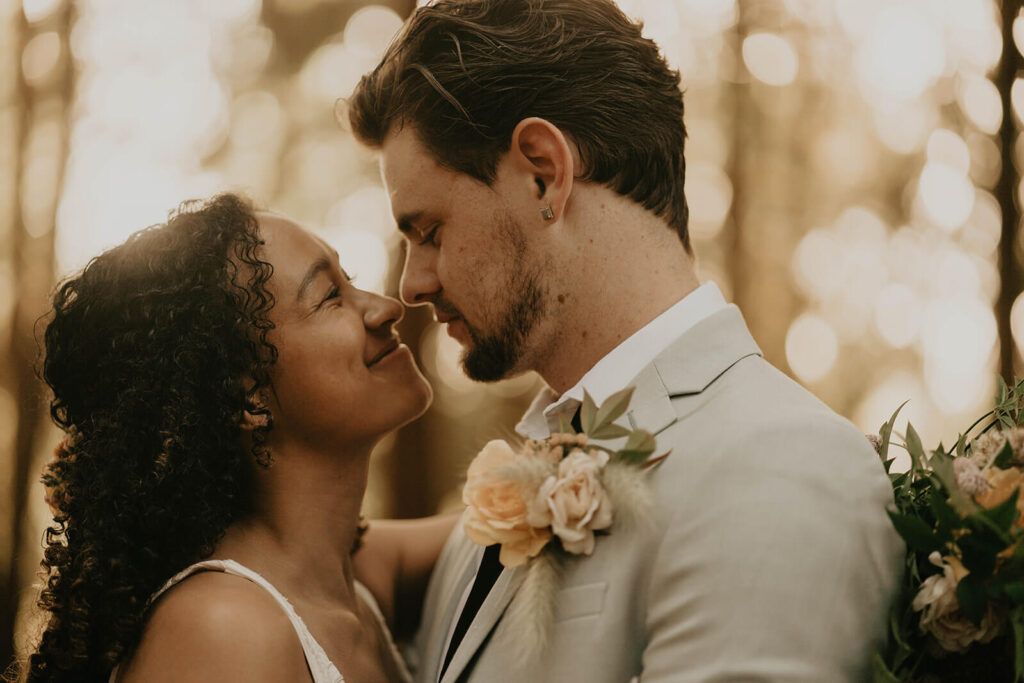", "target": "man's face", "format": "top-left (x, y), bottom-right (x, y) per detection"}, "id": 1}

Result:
top-left (380, 127), bottom-right (548, 382)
